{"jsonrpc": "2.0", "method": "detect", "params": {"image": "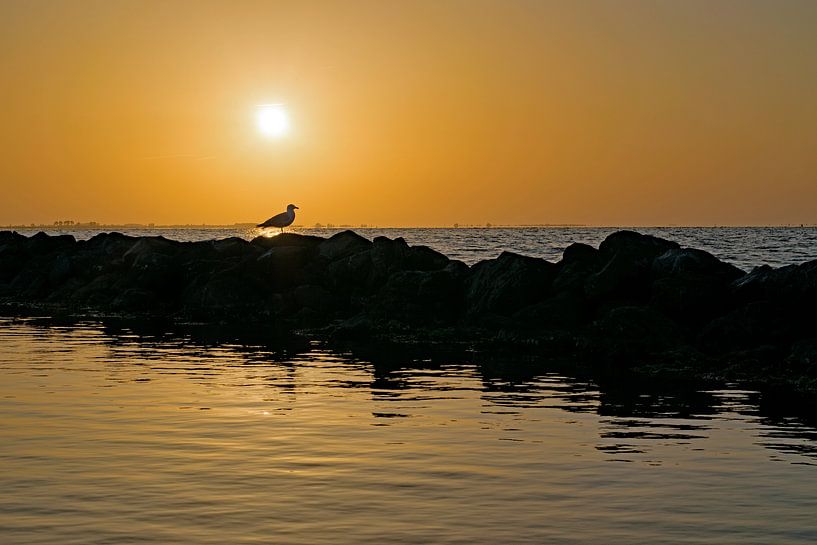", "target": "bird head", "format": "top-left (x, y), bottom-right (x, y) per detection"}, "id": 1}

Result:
top-left (287, 204), bottom-right (299, 211)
